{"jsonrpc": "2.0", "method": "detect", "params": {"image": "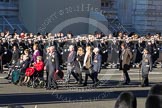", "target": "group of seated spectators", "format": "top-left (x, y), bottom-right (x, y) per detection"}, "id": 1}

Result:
top-left (5, 44), bottom-right (45, 88)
